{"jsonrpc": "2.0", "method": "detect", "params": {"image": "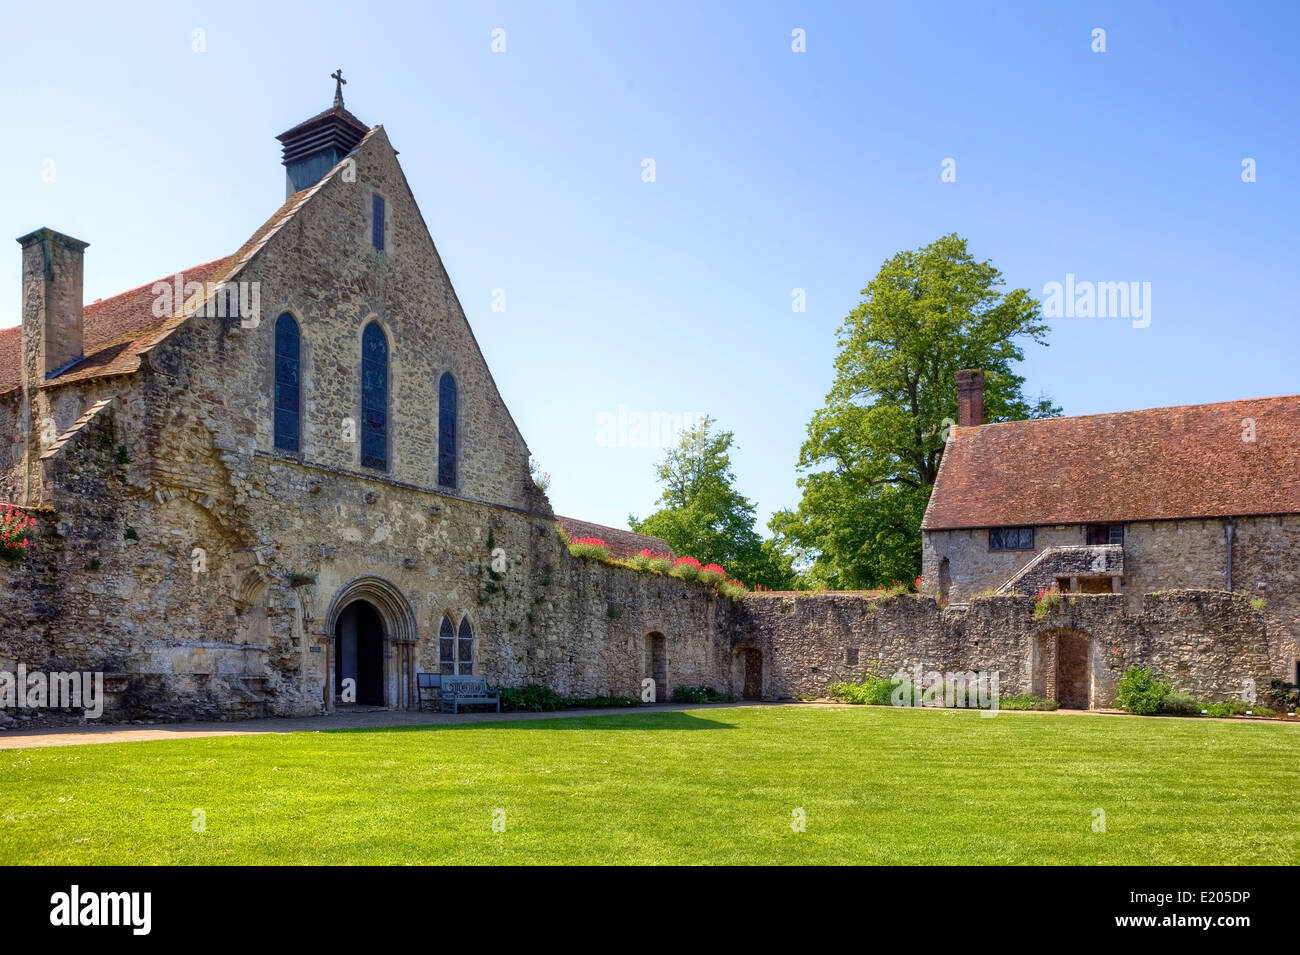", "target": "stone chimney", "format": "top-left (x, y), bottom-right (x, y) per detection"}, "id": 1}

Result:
top-left (18, 228), bottom-right (89, 381)
top-left (955, 369), bottom-right (984, 428)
